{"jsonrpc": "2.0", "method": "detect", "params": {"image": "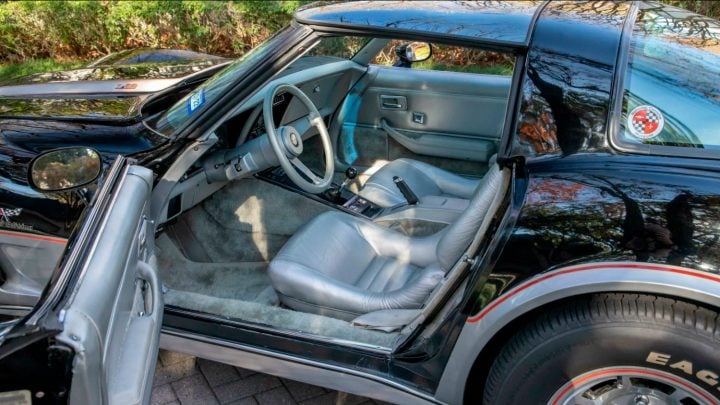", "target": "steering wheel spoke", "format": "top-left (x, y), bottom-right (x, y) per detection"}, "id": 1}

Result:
top-left (307, 111), bottom-right (323, 127)
top-left (290, 158), bottom-right (323, 185)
